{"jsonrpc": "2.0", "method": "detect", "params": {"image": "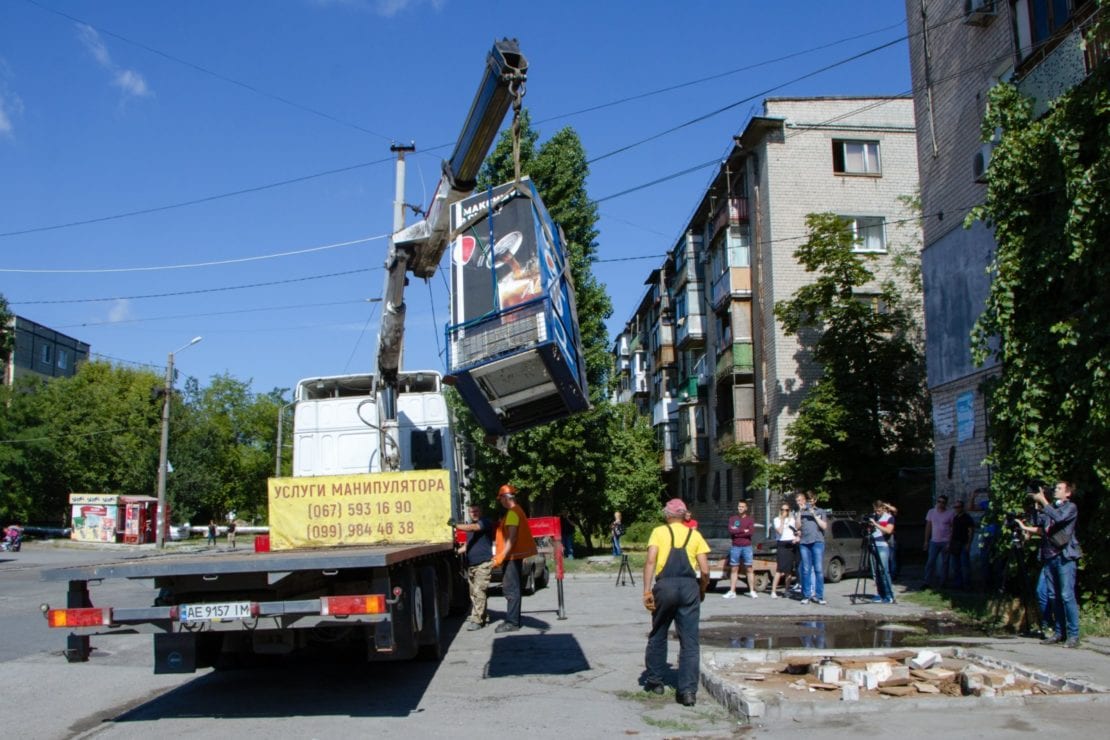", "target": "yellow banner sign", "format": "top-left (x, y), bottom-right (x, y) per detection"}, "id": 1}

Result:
top-left (267, 471), bottom-right (453, 551)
